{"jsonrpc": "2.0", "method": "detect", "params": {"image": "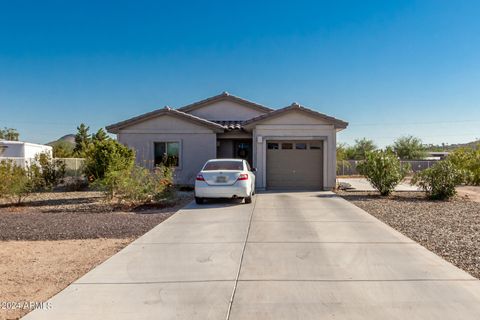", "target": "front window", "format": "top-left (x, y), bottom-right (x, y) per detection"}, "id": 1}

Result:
top-left (203, 161), bottom-right (243, 171)
top-left (154, 142), bottom-right (179, 167)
